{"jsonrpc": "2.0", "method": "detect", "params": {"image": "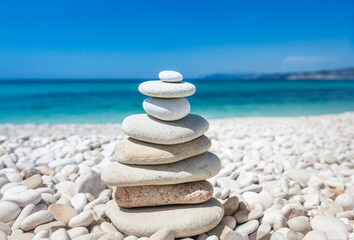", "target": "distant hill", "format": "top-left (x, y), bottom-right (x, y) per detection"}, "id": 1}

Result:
top-left (203, 67), bottom-right (354, 80)
top-left (203, 73), bottom-right (260, 79)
